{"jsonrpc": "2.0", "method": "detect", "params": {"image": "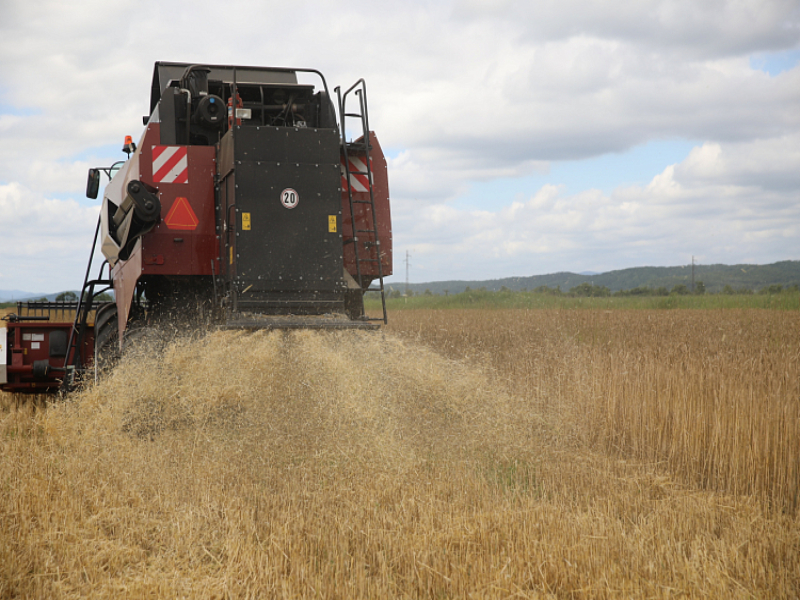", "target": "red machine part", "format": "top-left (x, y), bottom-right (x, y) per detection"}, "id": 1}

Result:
top-left (126, 123), bottom-right (218, 278)
top-left (341, 132), bottom-right (393, 281)
top-left (1, 320), bottom-right (95, 393)
top-left (111, 123), bottom-right (219, 340)
top-left (227, 93), bottom-right (243, 128)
